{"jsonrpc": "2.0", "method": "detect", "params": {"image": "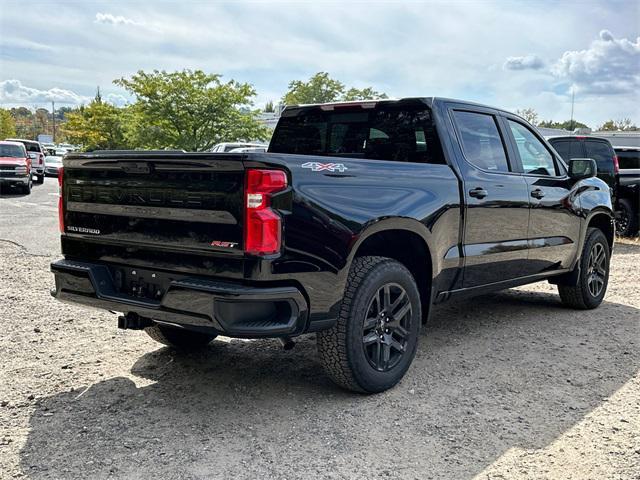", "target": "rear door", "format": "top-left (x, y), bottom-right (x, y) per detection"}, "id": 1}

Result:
top-left (504, 119), bottom-right (581, 273)
top-left (448, 106), bottom-right (531, 287)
